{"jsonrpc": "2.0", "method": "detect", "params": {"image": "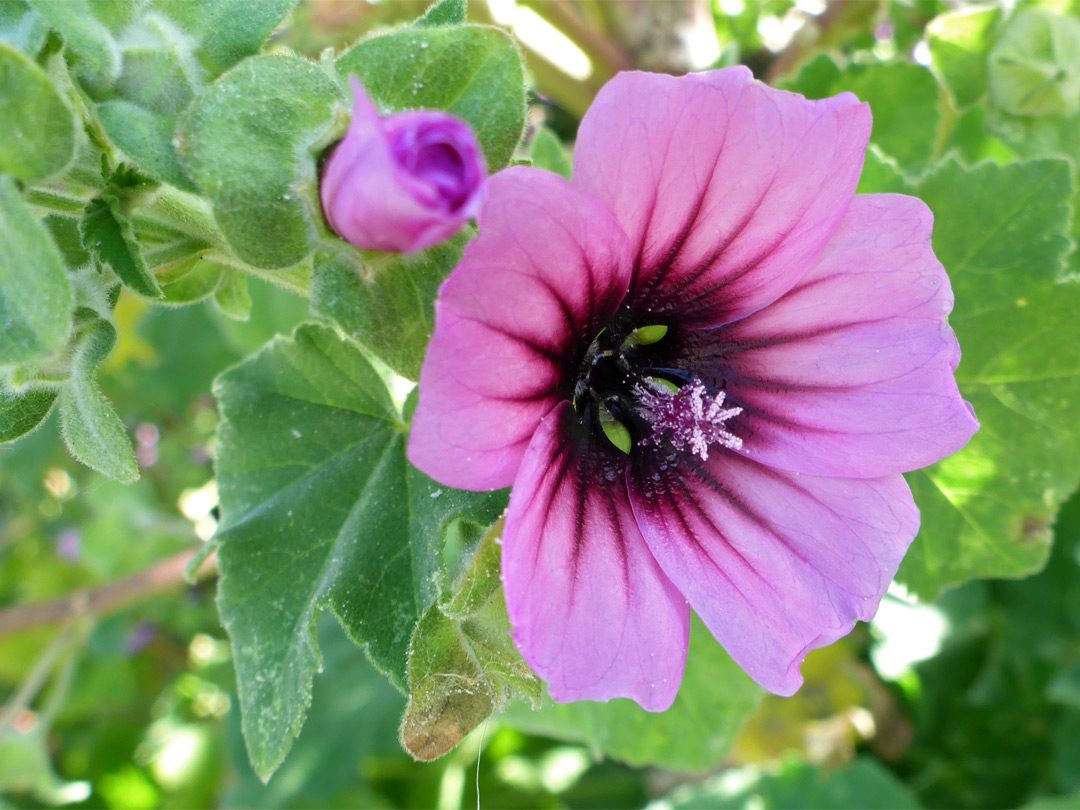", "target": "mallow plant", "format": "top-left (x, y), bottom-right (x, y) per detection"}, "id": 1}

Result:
top-left (3, 0), bottom-right (1080, 785)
